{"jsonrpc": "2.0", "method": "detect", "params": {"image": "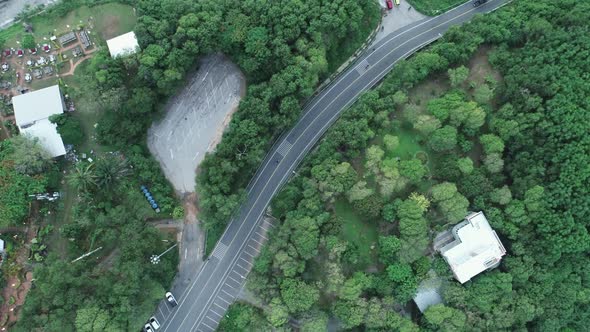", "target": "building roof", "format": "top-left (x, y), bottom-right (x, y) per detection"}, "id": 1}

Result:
top-left (58, 31), bottom-right (77, 45)
top-left (12, 85), bottom-right (66, 157)
top-left (440, 211), bottom-right (506, 284)
top-left (106, 31), bottom-right (139, 58)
